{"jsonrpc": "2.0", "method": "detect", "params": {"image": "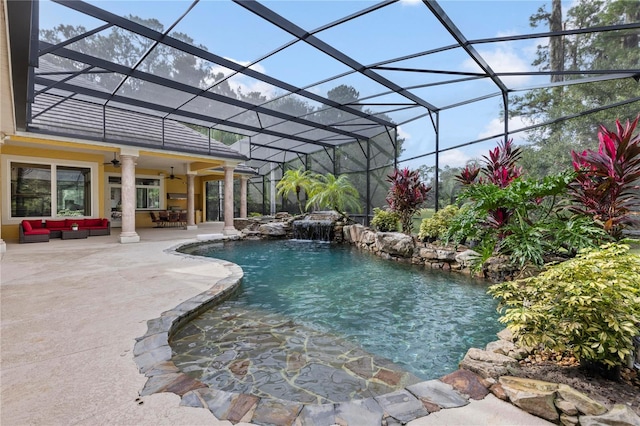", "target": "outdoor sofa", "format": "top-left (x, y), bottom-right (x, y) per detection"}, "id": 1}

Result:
top-left (19, 218), bottom-right (110, 243)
